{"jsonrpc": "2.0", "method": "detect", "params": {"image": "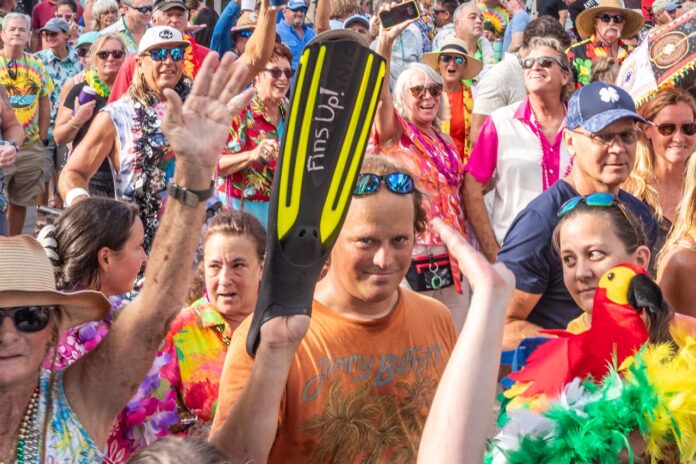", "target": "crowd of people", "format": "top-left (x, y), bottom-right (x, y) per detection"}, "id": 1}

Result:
top-left (0, 0), bottom-right (696, 461)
